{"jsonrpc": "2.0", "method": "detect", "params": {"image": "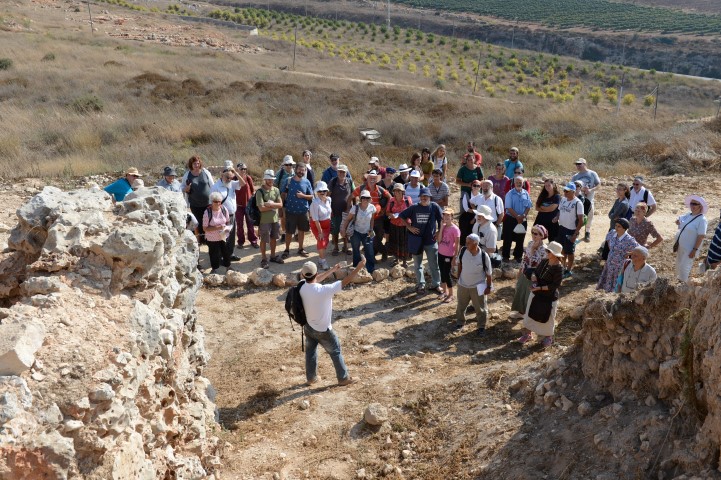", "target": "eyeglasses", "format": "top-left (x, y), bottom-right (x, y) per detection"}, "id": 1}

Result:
top-left (575, 163), bottom-right (583, 166)
top-left (690, 202), bottom-right (700, 206)
top-left (471, 184), bottom-right (481, 188)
